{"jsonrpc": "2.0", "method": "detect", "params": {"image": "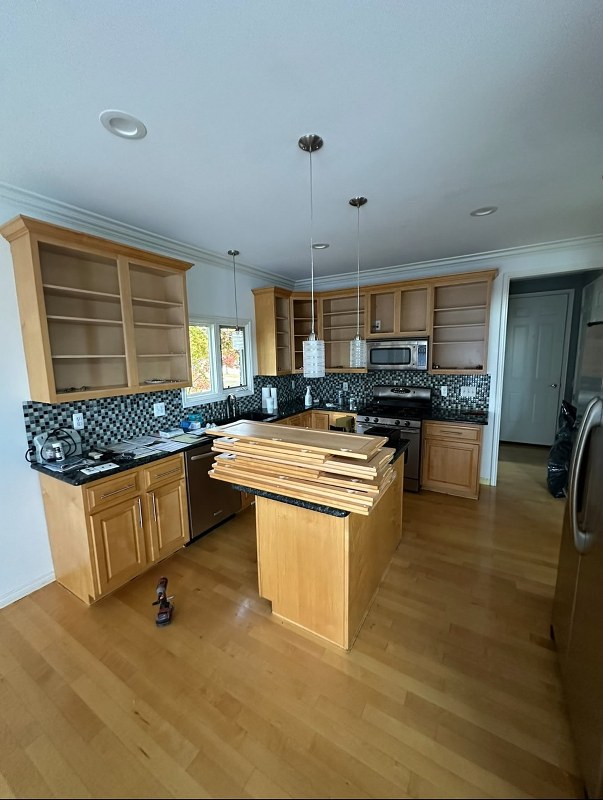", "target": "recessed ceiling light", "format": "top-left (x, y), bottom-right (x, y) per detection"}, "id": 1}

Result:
top-left (312, 243), bottom-right (330, 250)
top-left (470, 206), bottom-right (498, 217)
top-left (99, 109), bottom-right (147, 140)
